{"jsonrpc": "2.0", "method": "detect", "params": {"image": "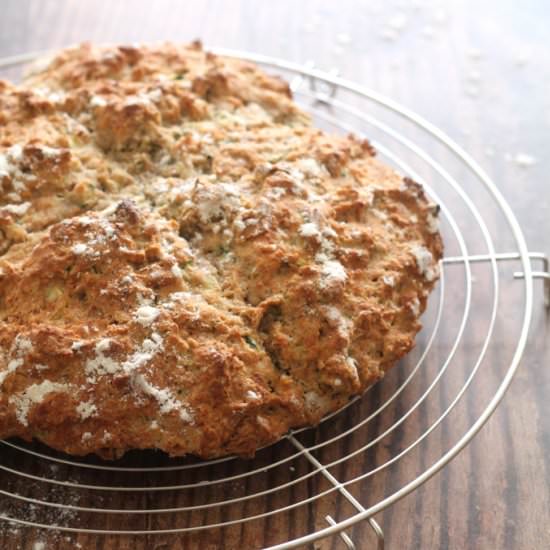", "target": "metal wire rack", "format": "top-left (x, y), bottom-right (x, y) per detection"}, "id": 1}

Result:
top-left (0, 48), bottom-right (548, 549)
